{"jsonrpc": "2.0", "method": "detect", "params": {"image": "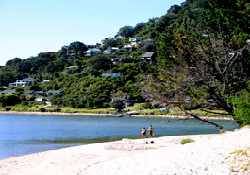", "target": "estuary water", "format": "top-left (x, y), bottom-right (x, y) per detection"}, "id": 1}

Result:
top-left (0, 114), bottom-right (238, 159)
